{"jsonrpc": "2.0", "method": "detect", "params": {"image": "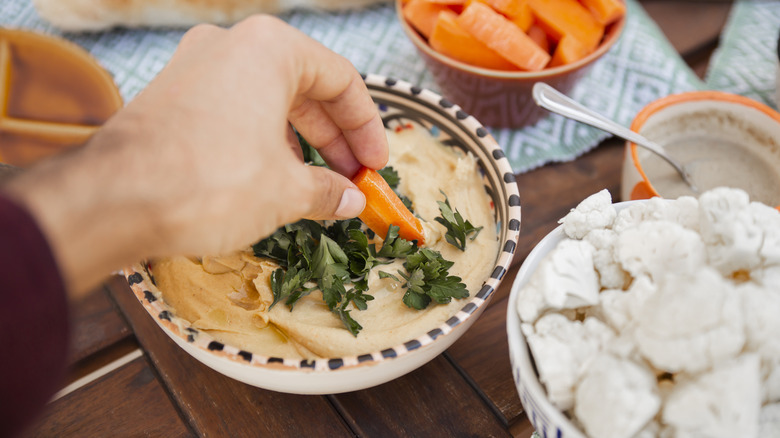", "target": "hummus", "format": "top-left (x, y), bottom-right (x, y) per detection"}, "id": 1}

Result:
top-left (152, 124), bottom-right (499, 359)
